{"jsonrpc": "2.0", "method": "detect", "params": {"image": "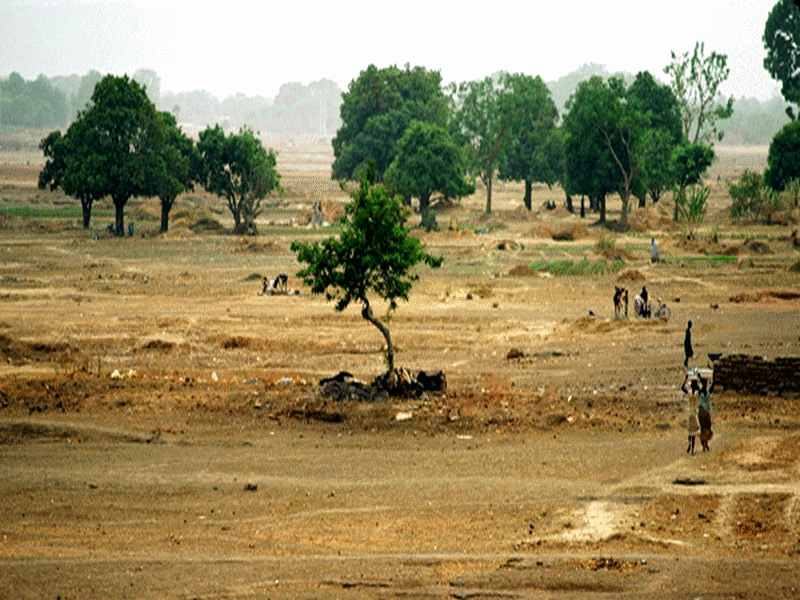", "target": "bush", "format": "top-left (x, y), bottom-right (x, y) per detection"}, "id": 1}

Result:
top-left (727, 170), bottom-right (783, 222)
